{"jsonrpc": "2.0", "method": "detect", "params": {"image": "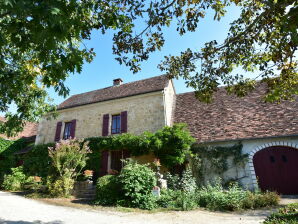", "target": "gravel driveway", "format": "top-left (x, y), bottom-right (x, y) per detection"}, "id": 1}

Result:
top-left (0, 191), bottom-right (273, 224)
